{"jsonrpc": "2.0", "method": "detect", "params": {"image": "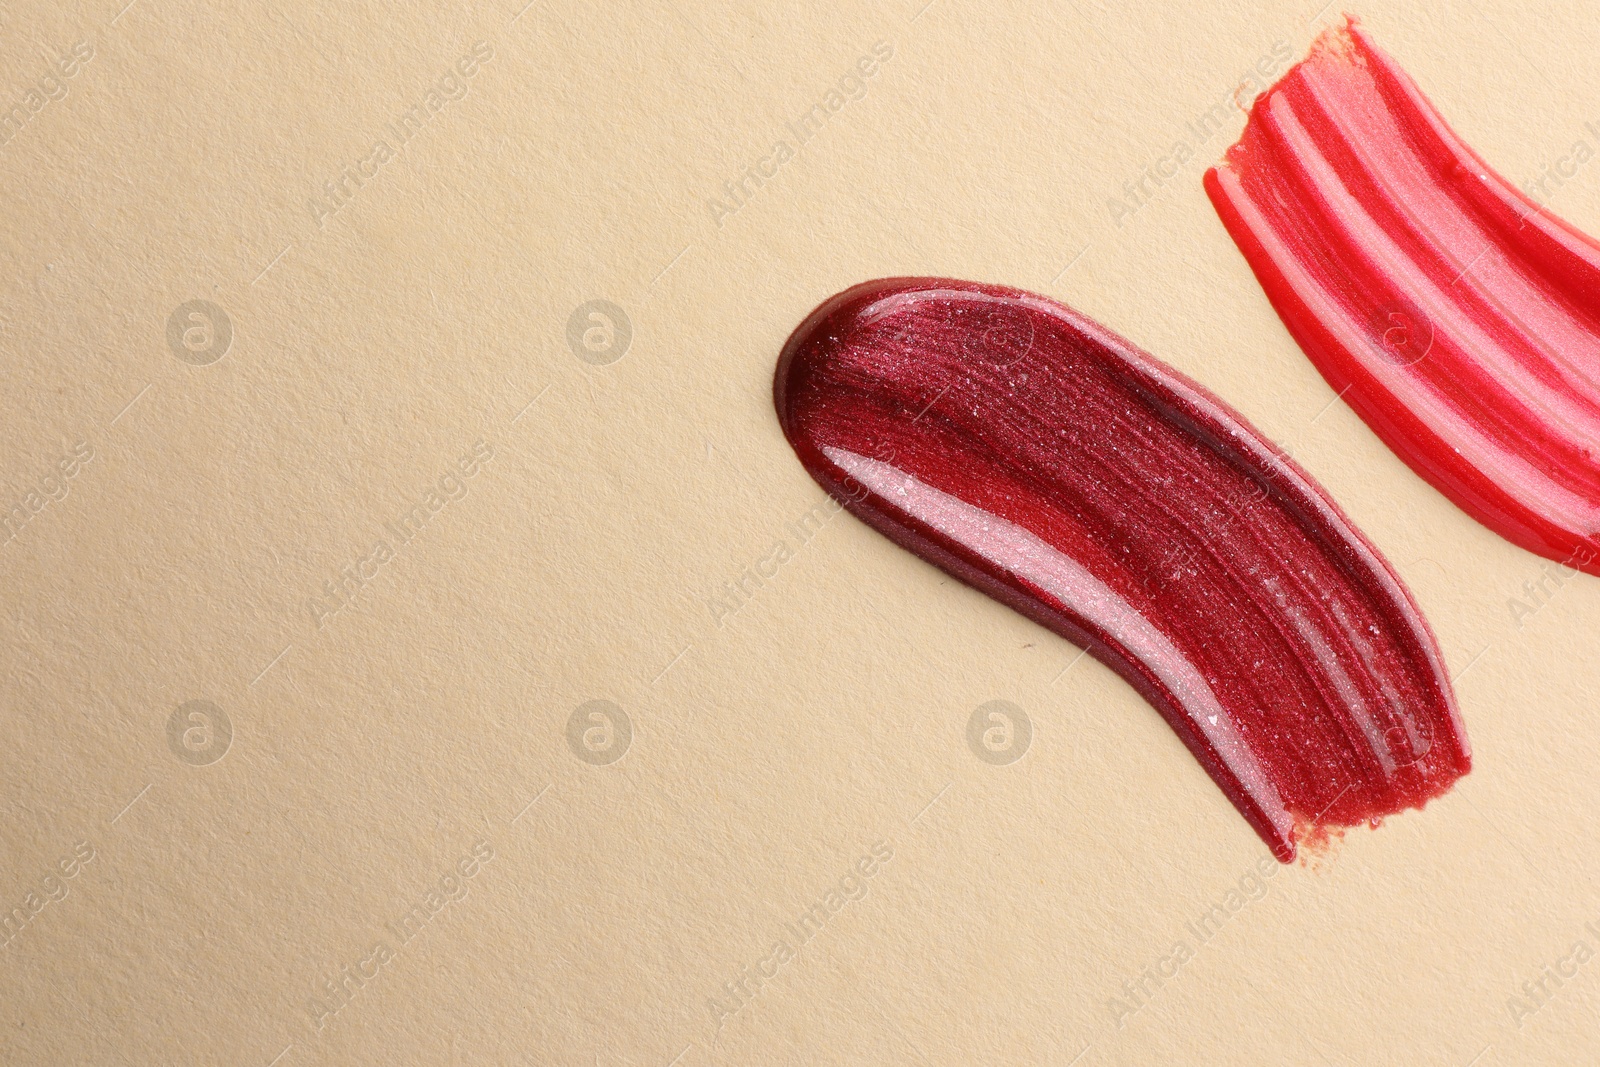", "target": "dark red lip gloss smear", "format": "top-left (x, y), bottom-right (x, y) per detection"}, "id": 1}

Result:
top-left (775, 277), bottom-right (1470, 861)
